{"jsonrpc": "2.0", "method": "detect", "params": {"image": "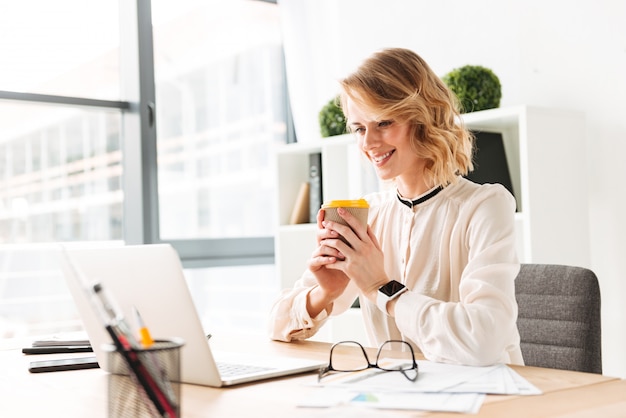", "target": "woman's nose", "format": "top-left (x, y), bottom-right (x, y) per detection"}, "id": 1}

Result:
top-left (360, 130), bottom-right (378, 151)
